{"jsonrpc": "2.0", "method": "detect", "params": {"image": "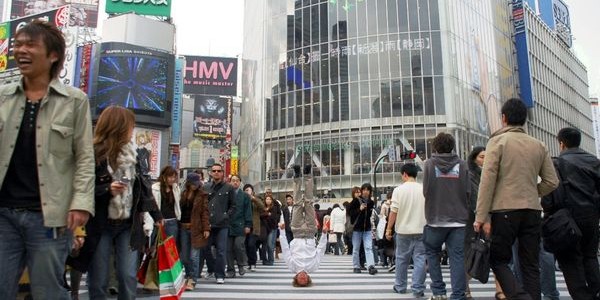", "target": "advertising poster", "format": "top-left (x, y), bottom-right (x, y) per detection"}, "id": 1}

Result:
top-left (105, 0), bottom-right (171, 17)
top-left (171, 58), bottom-right (184, 145)
top-left (10, 0), bottom-right (99, 28)
top-left (193, 95), bottom-right (232, 140)
top-left (132, 127), bottom-right (162, 179)
top-left (0, 22), bottom-right (9, 72)
top-left (76, 43), bottom-right (93, 92)
top-left (183, 56), bottom-right (238, 96)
